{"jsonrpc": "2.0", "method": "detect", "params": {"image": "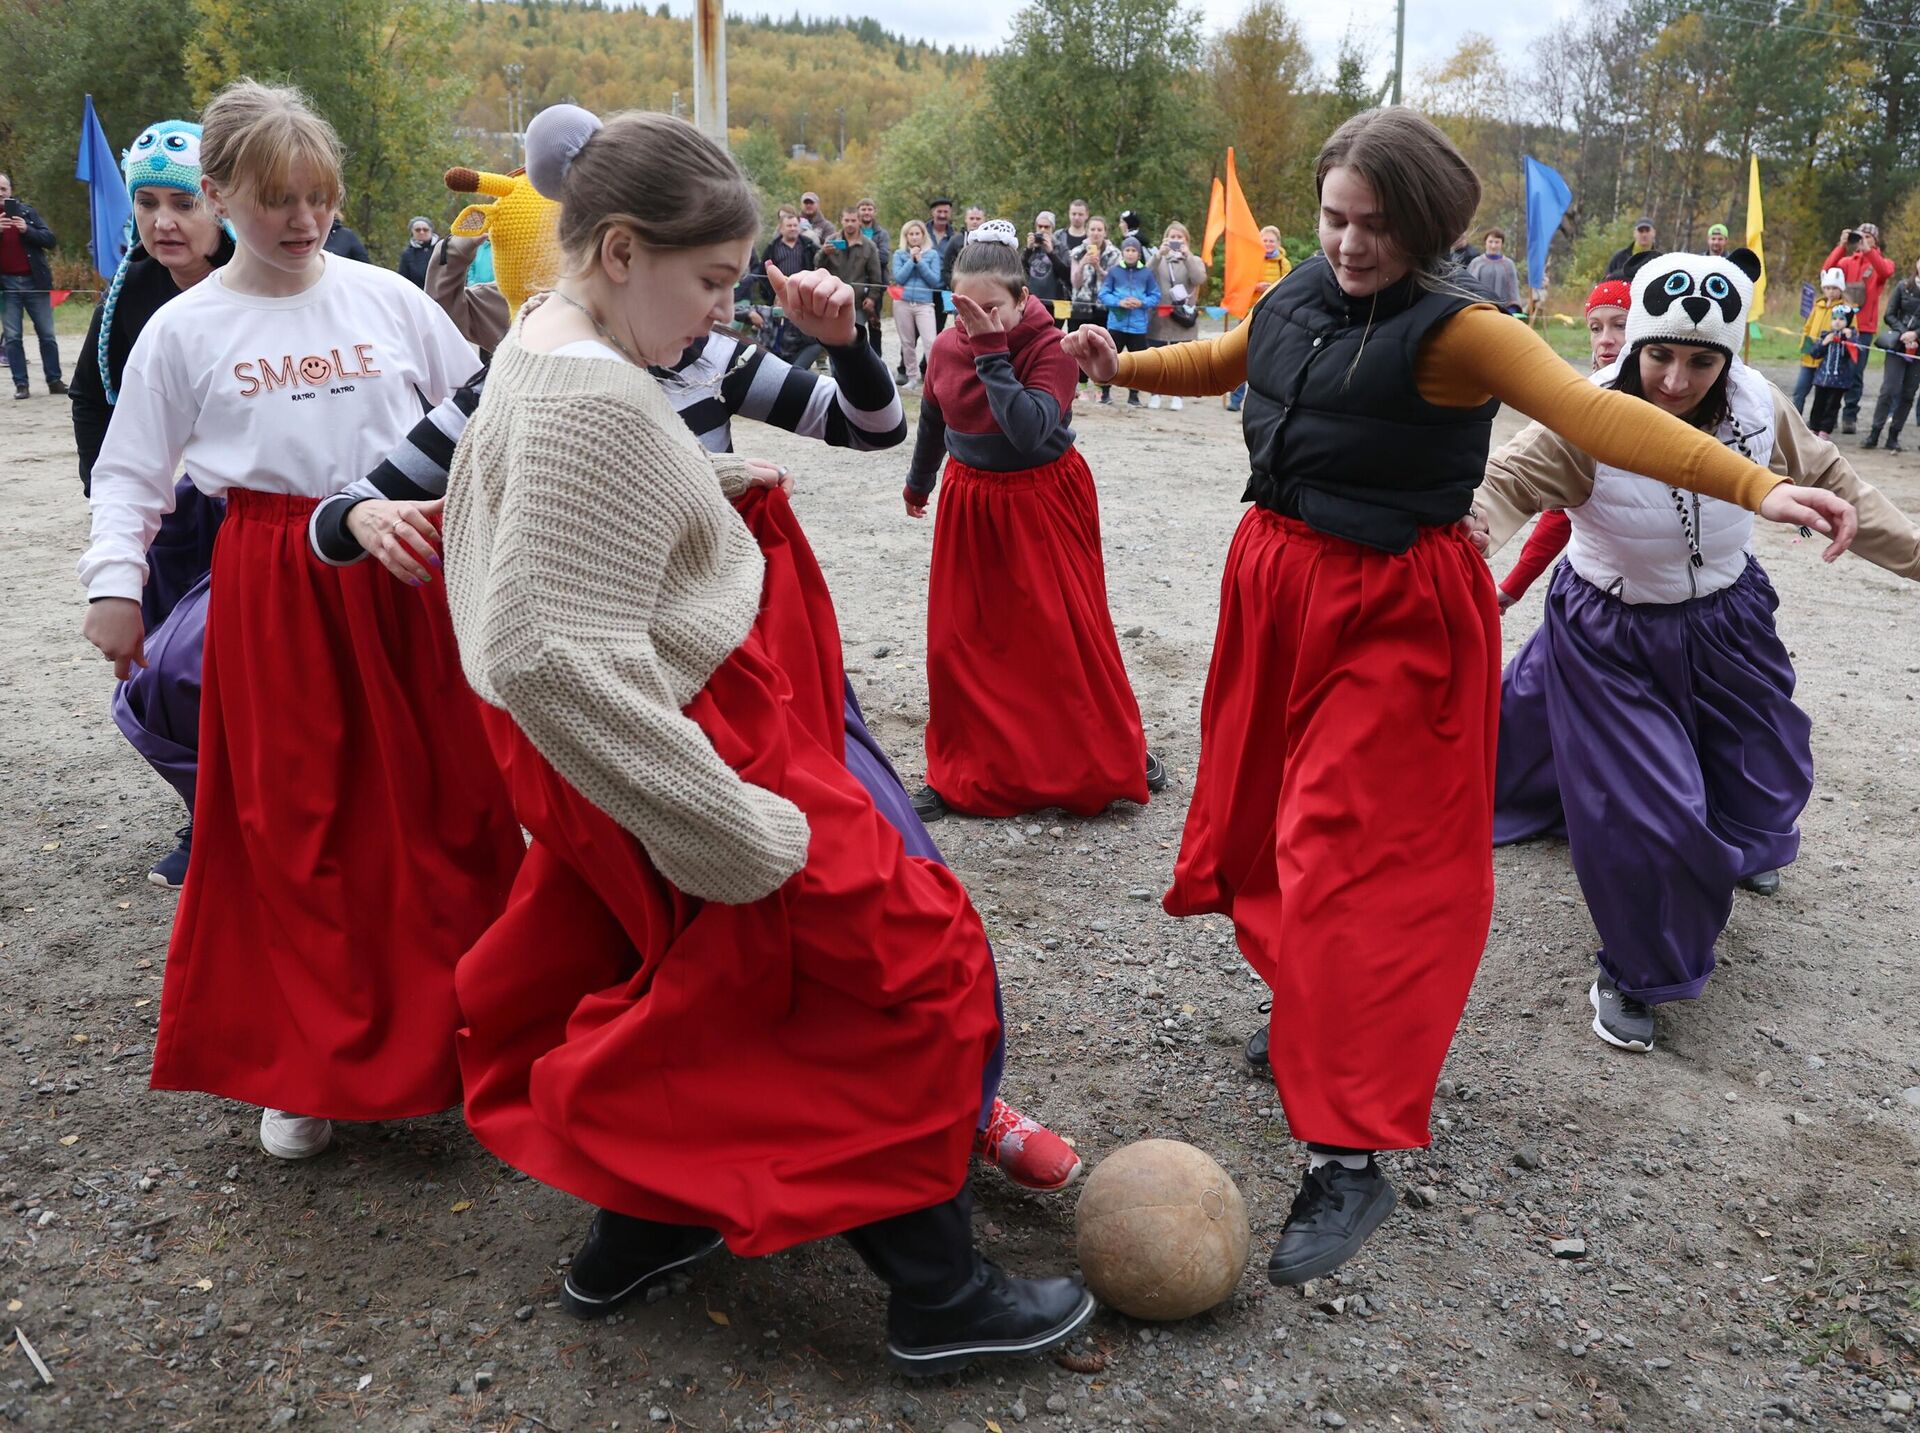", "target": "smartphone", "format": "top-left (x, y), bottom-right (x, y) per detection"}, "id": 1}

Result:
top-left (0, 199), bottom-right (23, 219)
